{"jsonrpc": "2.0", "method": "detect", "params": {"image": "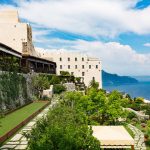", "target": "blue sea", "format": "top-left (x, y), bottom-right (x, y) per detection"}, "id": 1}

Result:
top-left (103, 82), bottom-right (150, 100)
